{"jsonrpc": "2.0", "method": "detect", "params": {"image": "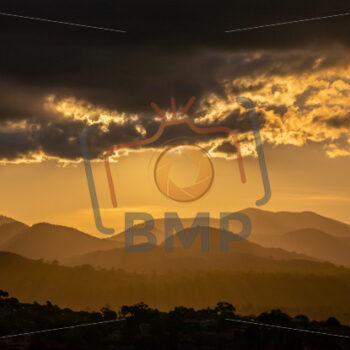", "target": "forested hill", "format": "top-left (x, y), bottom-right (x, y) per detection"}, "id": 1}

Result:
top-left (2, 251), bottom-right (350, 324)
